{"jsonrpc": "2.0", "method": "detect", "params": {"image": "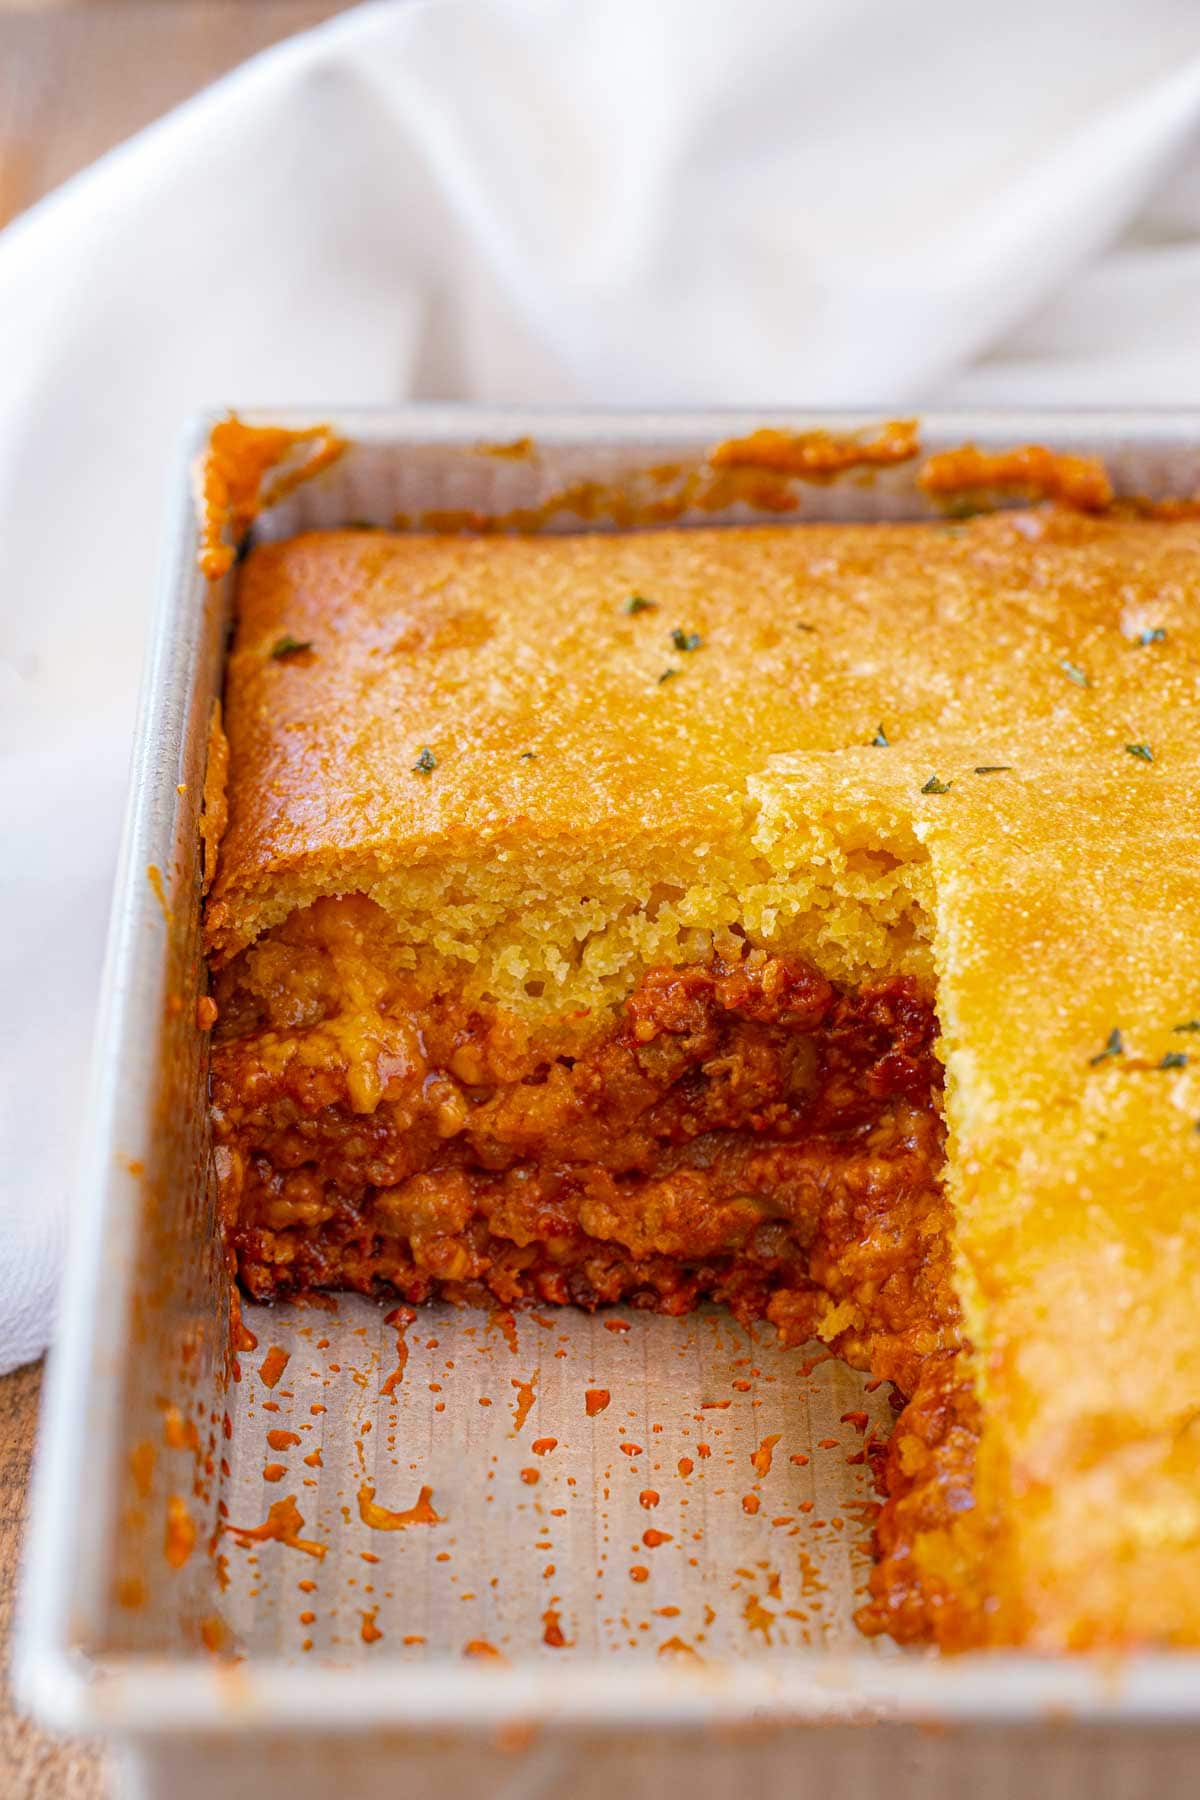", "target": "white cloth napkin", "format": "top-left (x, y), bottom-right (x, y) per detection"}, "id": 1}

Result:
top-left (4, 0), bottom-right (1200, 1374)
